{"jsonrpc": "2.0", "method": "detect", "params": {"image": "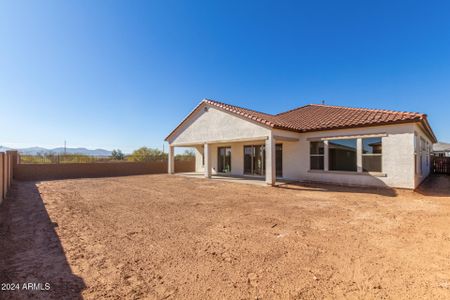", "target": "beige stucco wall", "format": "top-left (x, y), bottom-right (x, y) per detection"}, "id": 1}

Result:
top-left (192, 124), bottom-right (419, 189)
top-left (168, 105), bottom-right (271, 145)
top-left (196, 141), bottom-right (266, 176)
top-left (414, 123), bottom-right (434, 187)
top-left (277, 124), bottom-right (418, 189)
top-left (170, 106), bottom-right (428, 189)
